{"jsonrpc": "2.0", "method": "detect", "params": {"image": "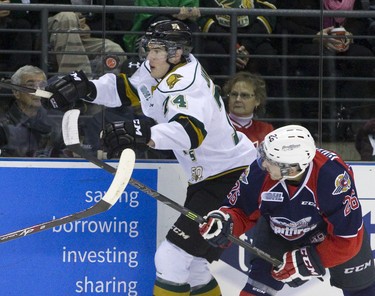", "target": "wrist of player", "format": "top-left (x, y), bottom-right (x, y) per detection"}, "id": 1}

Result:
top-left (147, 139), bottom-right (155, 148)
top-left (271, 246), bottom-right (325, 287)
